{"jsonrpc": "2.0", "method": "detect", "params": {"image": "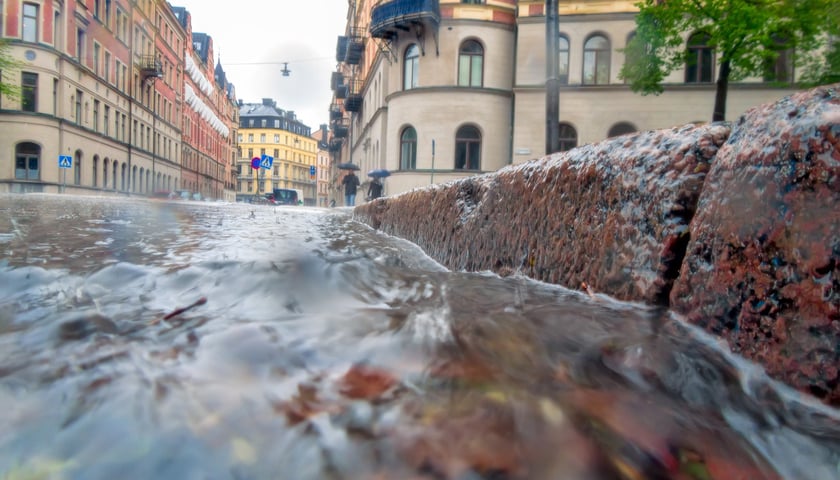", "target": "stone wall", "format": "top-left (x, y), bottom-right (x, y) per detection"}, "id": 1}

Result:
top-left (354, 84), bottom-right (840, 405)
